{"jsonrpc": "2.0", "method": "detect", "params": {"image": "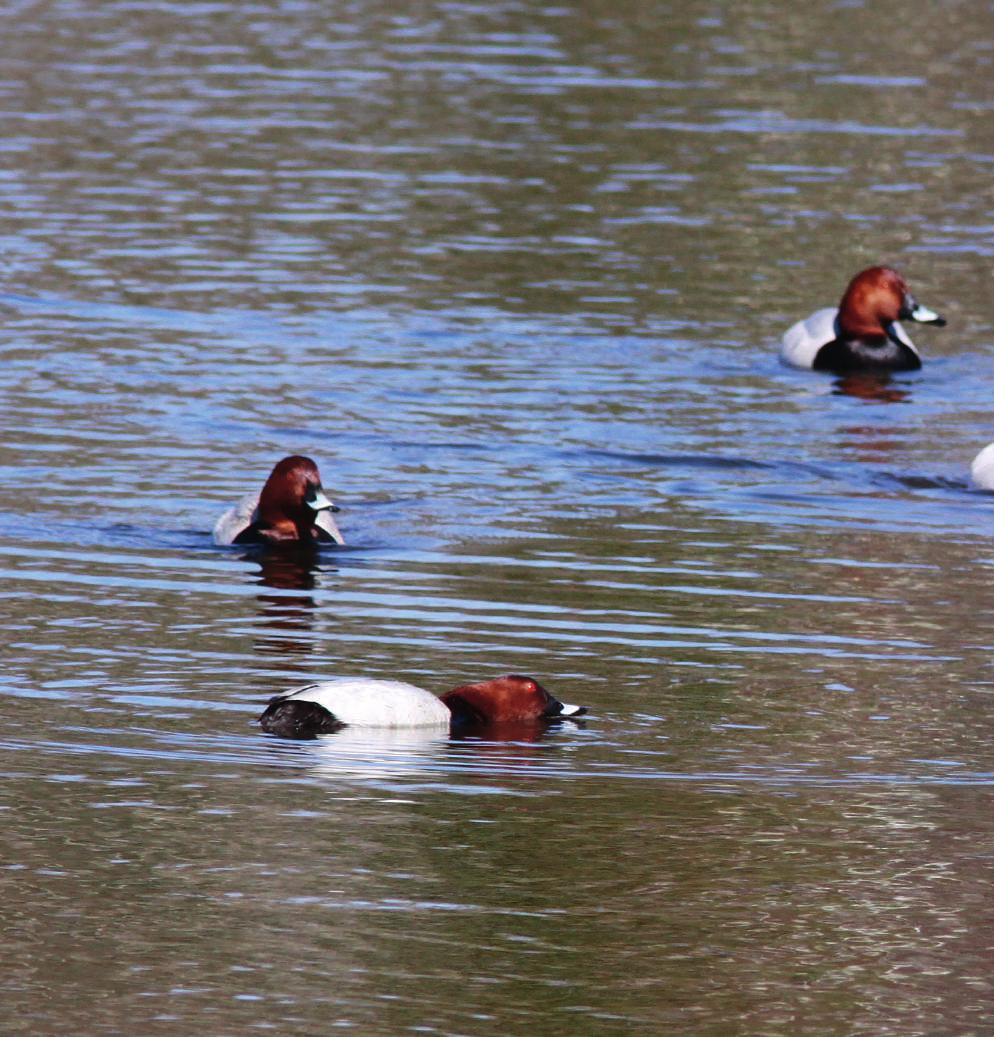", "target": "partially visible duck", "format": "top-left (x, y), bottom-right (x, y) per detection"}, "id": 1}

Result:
top-left (258, 674), bottom-right (587, 739)
top-left (781, 266), bottom-right (946, 373)
top-left (970, 443), bottom-right (994, 491)
top-left (213, 455), bottom-right (344, 546)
